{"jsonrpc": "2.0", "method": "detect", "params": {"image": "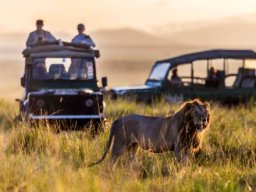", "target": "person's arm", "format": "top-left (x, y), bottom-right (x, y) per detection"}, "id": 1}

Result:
top-left (26, 32), bottom-right (37, 47)
top-left (78, 36), bottom-right (95, 47)
top-left (87, 36), bottom-right (96, 47)
top-left (45, 31), bottom-right (57, 42)
top-left (71, 35), bottom-right (78, 43)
